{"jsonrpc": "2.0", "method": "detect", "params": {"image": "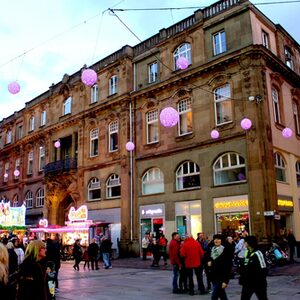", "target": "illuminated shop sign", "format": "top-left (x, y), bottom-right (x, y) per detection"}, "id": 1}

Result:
top-left (214, 200), bottom-right (248, 210)
top-left (0, 201), bottom-right (26, 226)
top-left (39, 218), bottom-right (48, 228)
top-left (141, 208), bottom-right (163, 216)
top-left (68, 205), bottom-right (88, 222)
top-left (277, 199), bottom-right (293, 207)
